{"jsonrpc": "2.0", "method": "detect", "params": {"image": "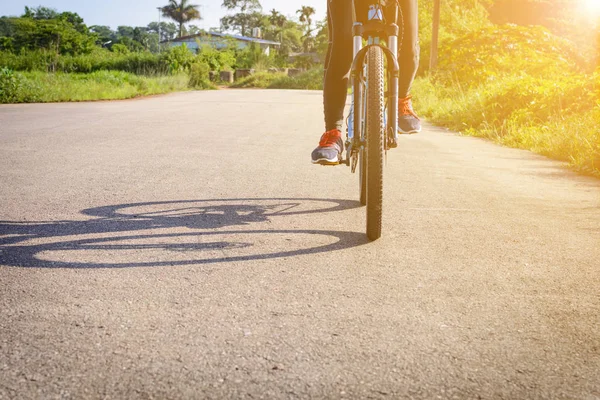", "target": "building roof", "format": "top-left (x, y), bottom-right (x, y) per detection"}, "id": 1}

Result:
top-left (168, 31), bottom-right (280, 46)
